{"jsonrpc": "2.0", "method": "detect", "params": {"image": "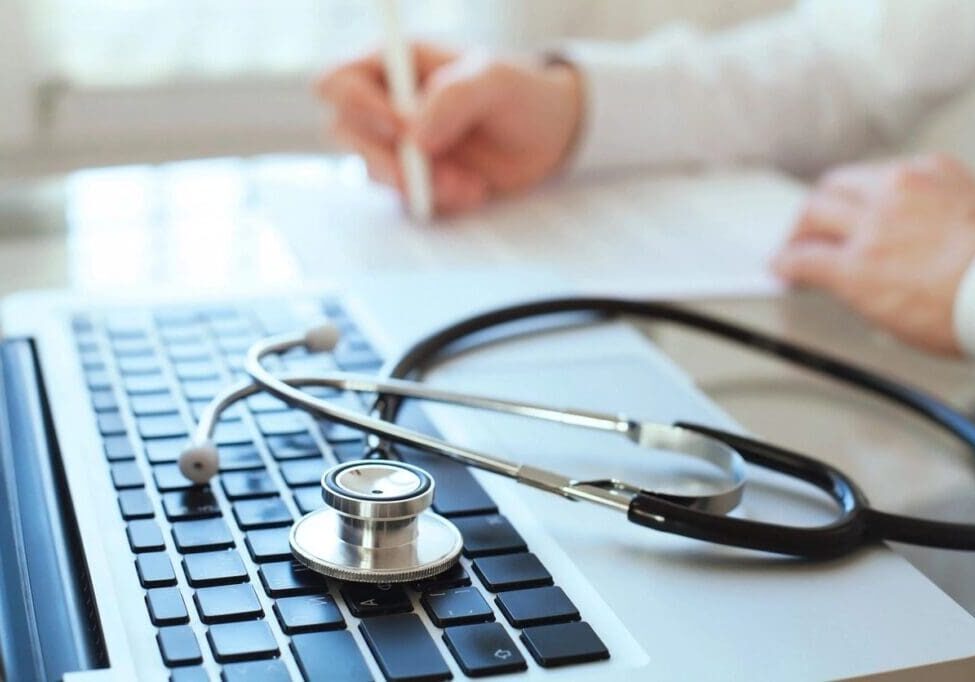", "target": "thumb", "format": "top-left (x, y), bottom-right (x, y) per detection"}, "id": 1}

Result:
top-left (412, 56), bottom-right (500, 155)
top-left (772, 241), bottom-right (846, 290)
